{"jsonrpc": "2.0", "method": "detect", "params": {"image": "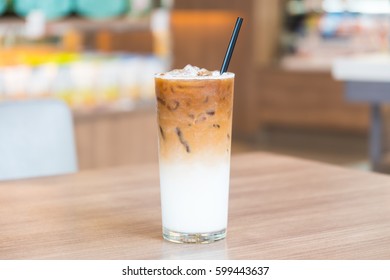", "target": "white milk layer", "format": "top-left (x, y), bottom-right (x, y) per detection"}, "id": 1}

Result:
top-left (159, 160), bottom-right (230, 233)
